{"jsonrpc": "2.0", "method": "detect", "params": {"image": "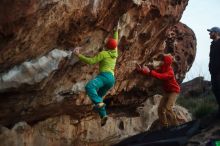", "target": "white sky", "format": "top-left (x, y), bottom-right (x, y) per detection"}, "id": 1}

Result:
top-left (180, 0), bottom-right (220, 82)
